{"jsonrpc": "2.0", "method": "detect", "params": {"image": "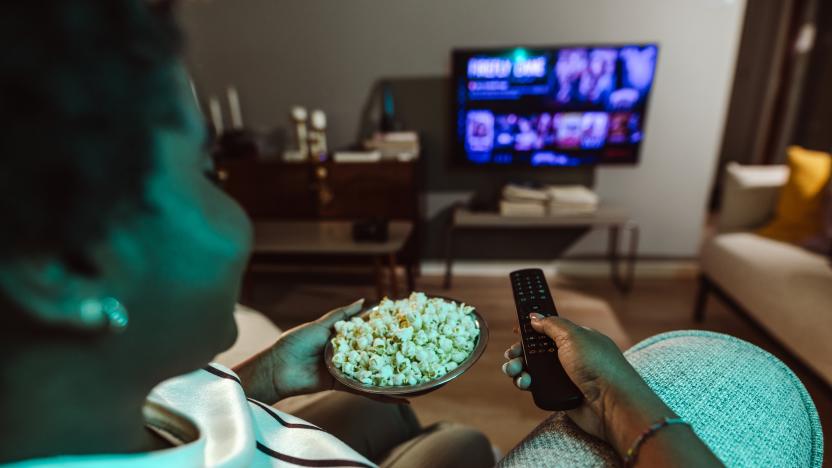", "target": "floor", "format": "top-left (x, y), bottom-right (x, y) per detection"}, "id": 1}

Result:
top-left (244, 271), bottom-right (830, 465)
